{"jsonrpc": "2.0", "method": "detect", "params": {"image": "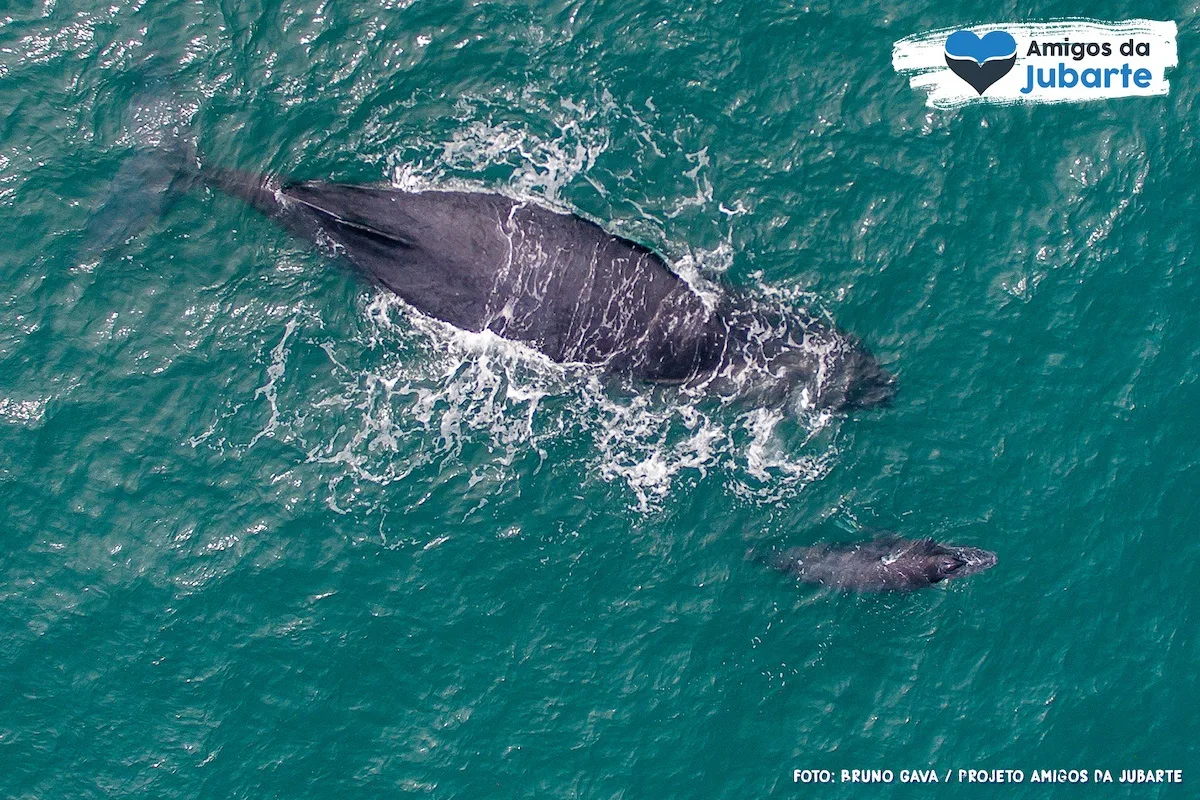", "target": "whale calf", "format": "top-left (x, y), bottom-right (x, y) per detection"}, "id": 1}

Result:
top-left (200, 165), bottom-right (895, 411)
top-left (757, 534), bottom-right (997, 591)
